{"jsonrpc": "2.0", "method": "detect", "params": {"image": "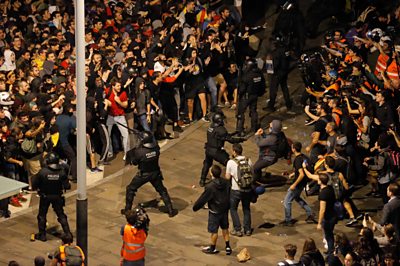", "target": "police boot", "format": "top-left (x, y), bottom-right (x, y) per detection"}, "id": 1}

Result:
top-left (161, 193), bottom-right (178, 218)
top-left (199, 178), bottom-right (206, 187)
top-left (34, 232), bottom-right (47, 242)
top-left (59, 218), bottom-right (71, 235)
top-left (122, 189), bottom-right (135, 215)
